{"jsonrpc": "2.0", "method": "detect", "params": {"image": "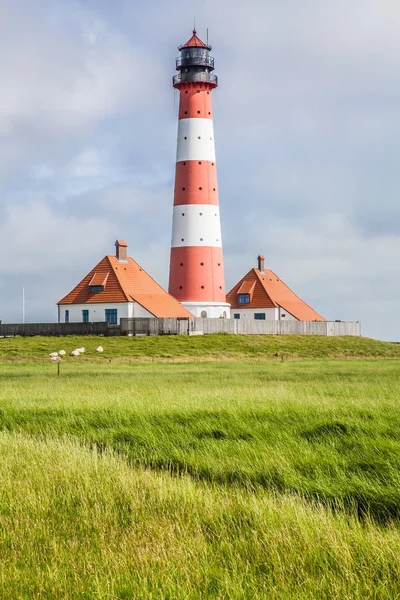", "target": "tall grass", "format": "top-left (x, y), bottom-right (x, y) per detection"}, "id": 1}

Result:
top-left (1, 433), bottom-right (400, 599)
top-left (1, 360), bottom-right (400, 522)
top-left (1, 338), bottom-right (400, 597)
